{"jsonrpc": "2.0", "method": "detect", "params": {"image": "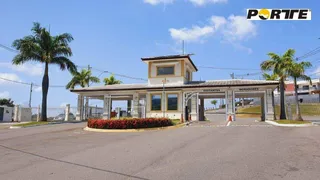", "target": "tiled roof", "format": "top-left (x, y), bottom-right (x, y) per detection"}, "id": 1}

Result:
top-left (141, 54), bottom-right (193, 60)
top-left (71, 79), bottom-right (278, 92)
